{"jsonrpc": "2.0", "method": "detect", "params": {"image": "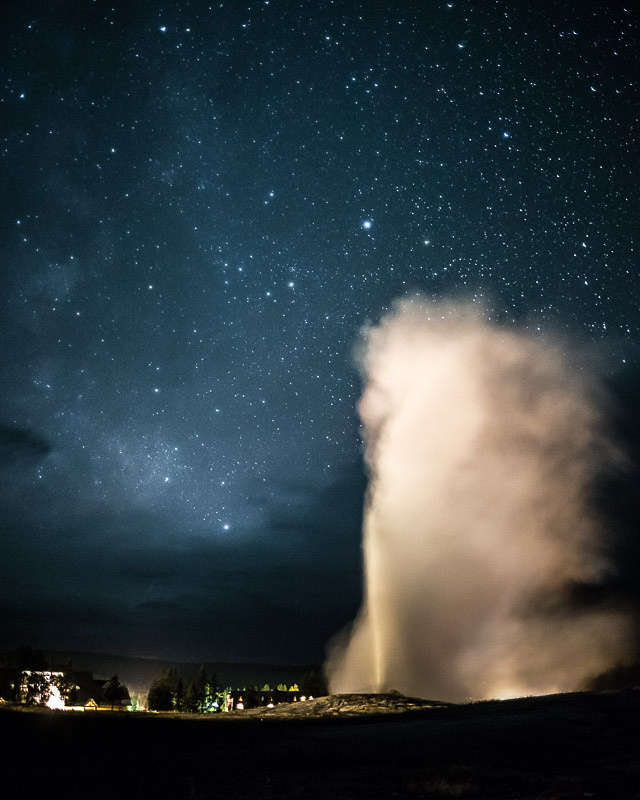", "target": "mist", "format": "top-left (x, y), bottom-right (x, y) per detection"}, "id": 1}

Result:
top-left (326, 297), bottom-right (634, 702)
